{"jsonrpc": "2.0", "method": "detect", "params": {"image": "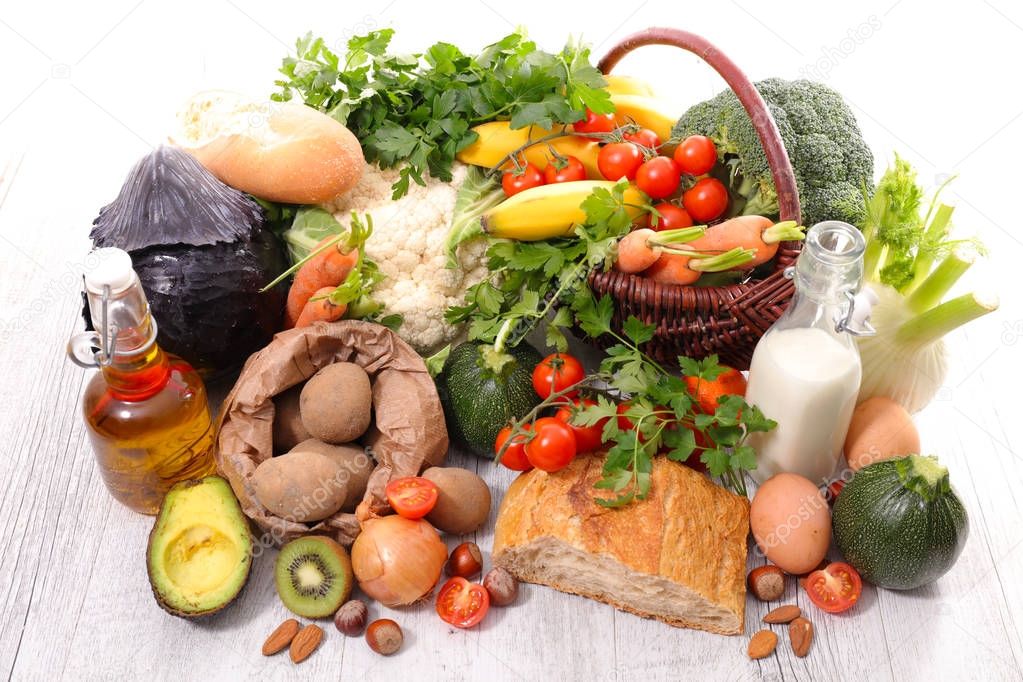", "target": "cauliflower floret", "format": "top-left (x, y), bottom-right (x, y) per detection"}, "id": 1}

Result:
top-left (322, 162), bottom-right (489, 354)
